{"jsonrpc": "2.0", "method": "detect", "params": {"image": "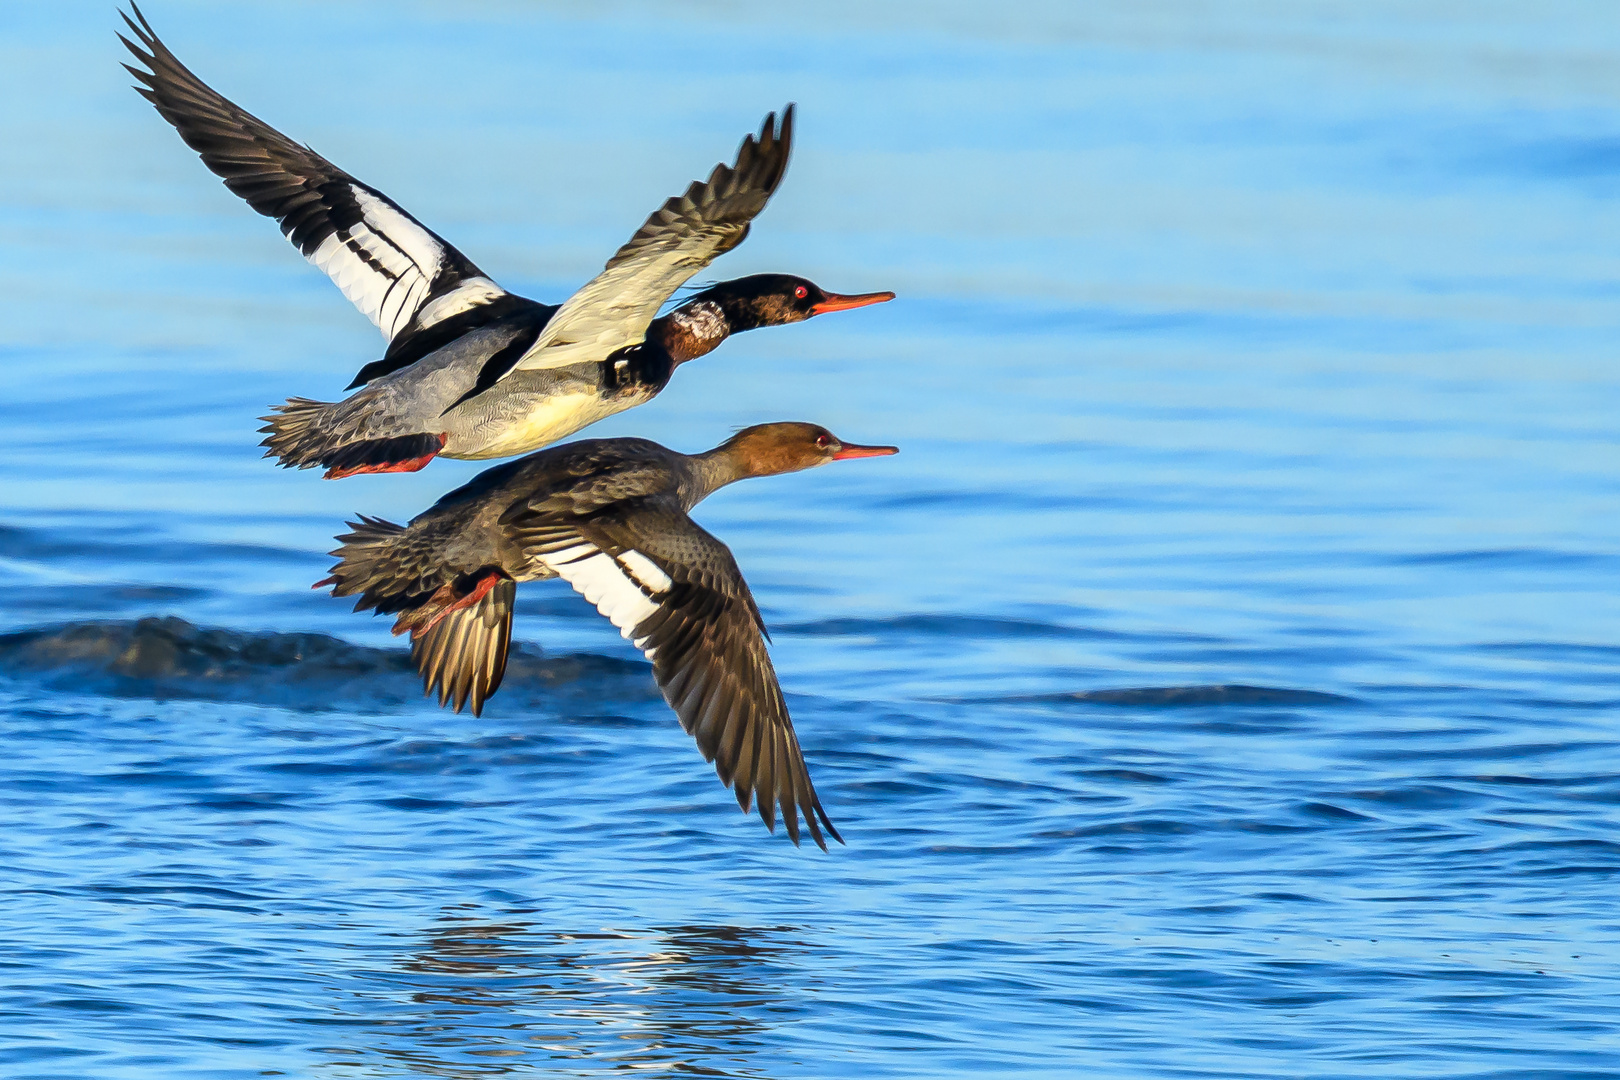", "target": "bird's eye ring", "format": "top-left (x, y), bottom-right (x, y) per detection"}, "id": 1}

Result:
top-left (794, 285), bottom-right (809, 299)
